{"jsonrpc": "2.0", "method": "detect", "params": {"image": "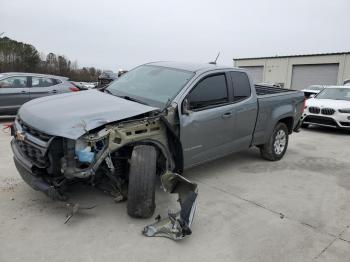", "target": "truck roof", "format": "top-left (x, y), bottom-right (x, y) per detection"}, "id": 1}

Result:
top-left (146, 61), bottom-right (235, 73)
